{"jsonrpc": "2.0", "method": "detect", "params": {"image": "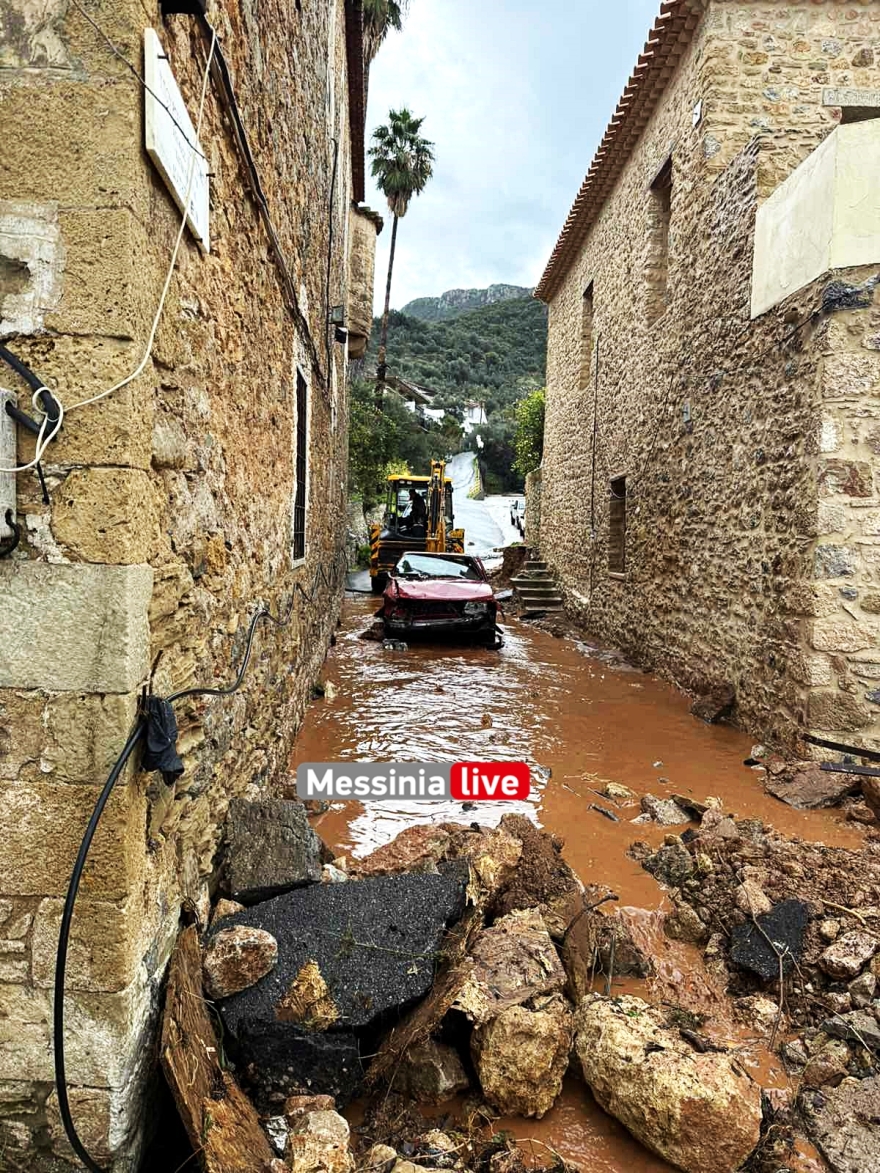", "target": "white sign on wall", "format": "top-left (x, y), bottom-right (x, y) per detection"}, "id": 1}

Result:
top-left (144, 28), bottom-right (210, 252)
